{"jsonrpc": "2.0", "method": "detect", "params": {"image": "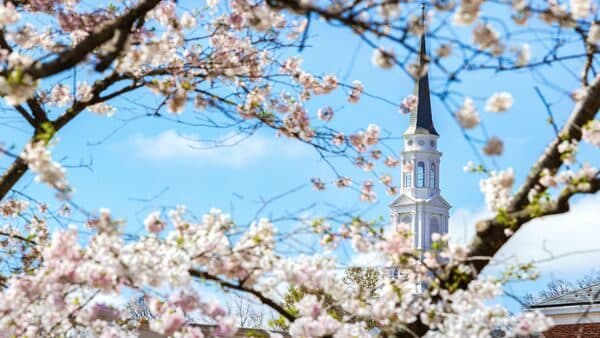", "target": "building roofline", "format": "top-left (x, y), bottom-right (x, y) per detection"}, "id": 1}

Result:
top-left (530, 301), bottom-right (600, 309)
top-left (528, 282), bottom-right (600, 309)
